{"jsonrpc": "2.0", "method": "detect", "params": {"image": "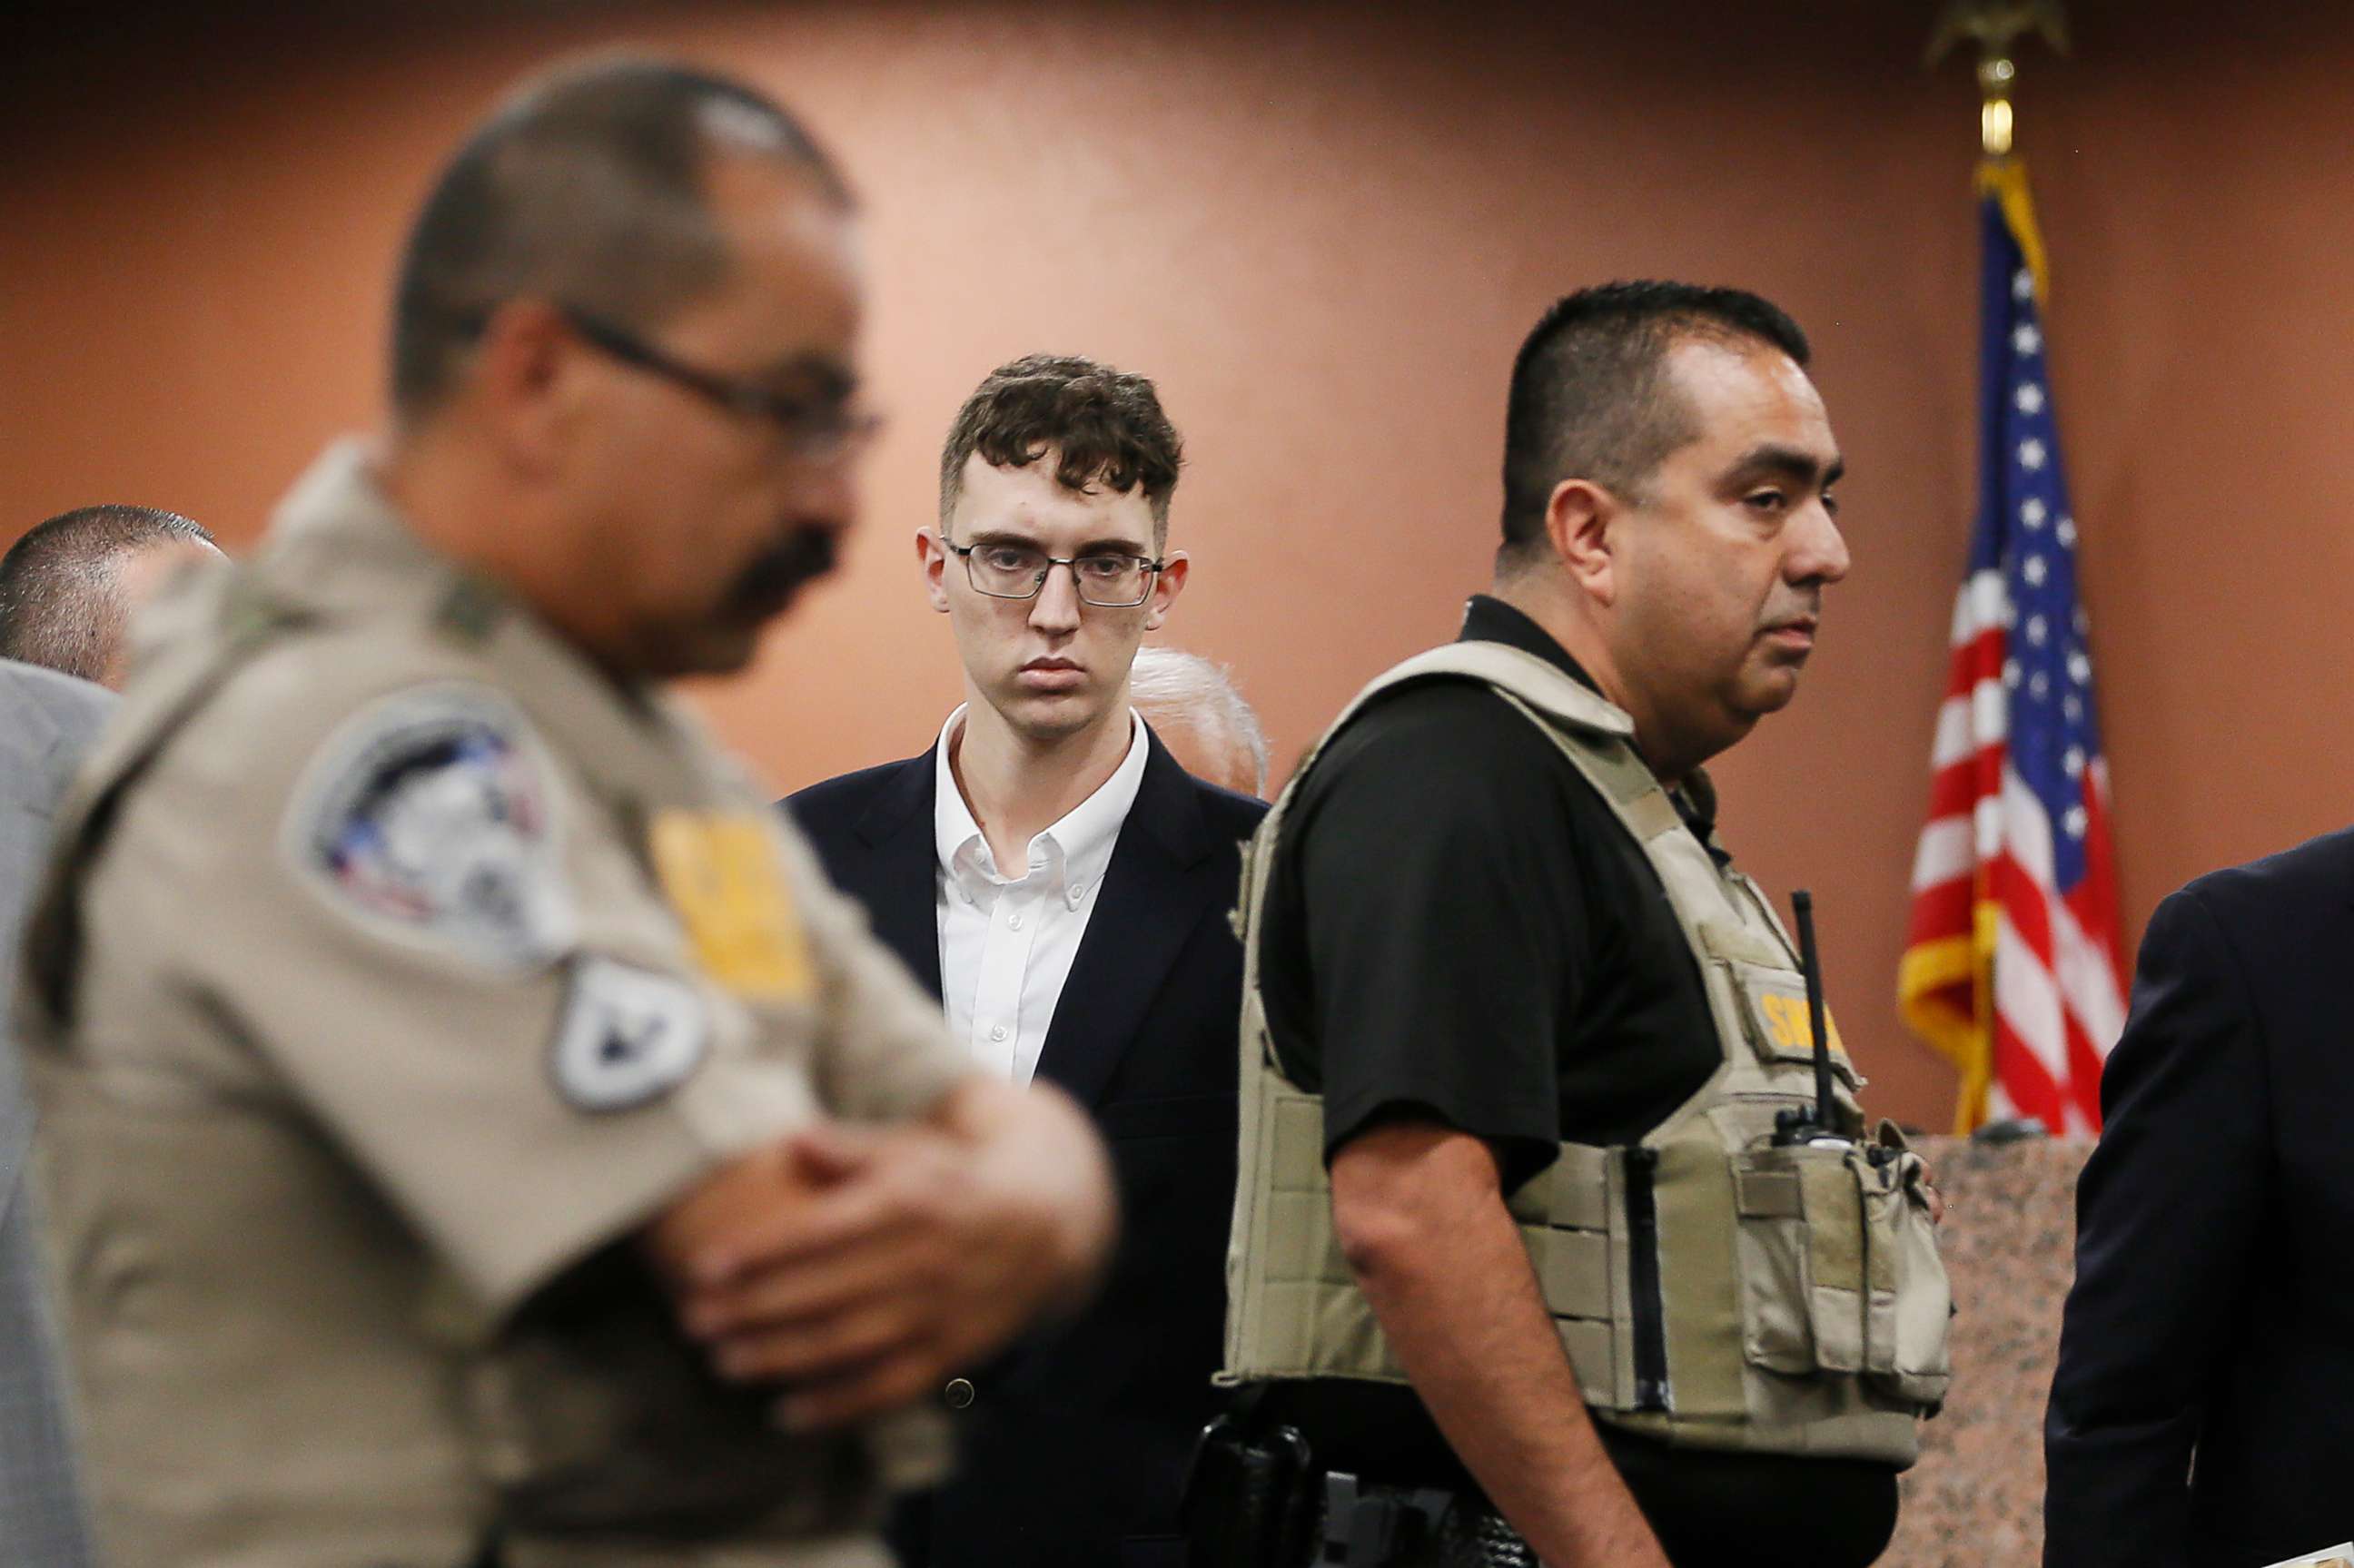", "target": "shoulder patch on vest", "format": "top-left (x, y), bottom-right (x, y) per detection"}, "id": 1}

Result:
top-left (288, 683), bottom-right (574, 969)
top-left (550, 955), bottom-right (709, 1111)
